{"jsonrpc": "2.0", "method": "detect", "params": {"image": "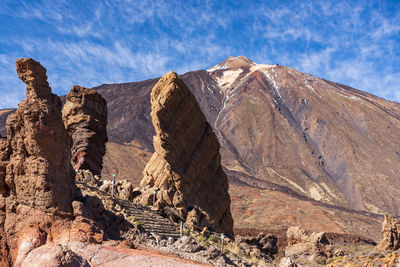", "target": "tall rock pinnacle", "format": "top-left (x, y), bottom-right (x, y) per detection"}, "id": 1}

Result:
top-left (140, 71), bottom-right (234, 236)
top-left (5, 58), bottom-right (74, 212)
top-left (62, 85), bottom-right (108, 176)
